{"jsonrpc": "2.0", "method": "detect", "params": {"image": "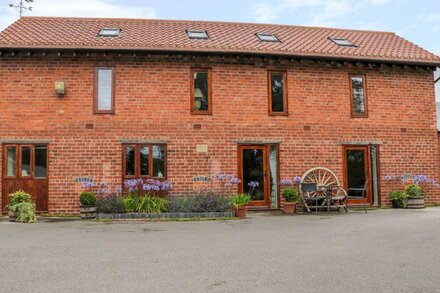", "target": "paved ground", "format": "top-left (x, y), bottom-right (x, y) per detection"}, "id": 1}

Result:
top-left (1, 208), bottom-right (440, 293)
